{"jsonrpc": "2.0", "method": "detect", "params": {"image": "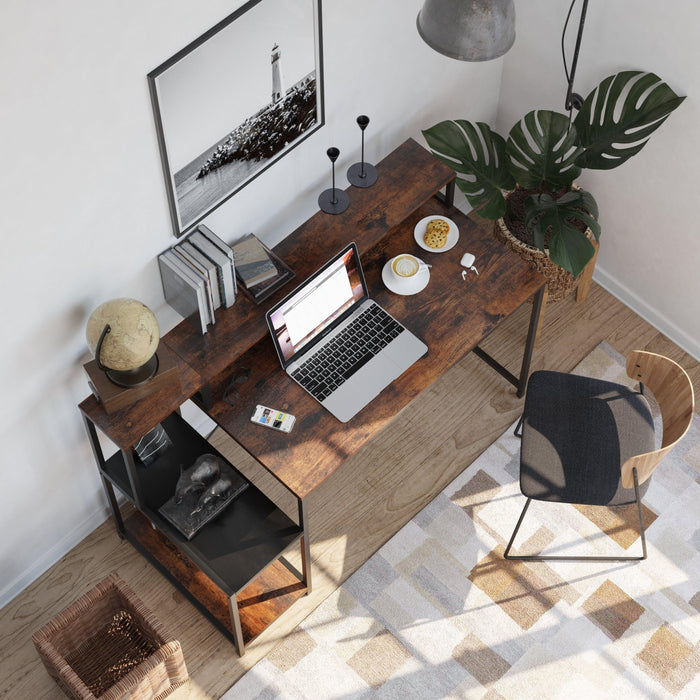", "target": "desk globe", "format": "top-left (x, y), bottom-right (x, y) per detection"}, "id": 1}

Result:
top-left (86, 298), bottom-right (160, 387)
